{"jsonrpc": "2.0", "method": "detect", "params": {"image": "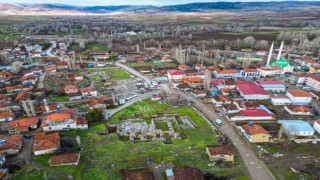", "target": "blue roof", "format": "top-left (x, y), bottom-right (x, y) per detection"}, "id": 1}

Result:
top-left (155, 77), bottom-right (168, 81)
top-left (216, 84), bottom-right (225, 89)
top-left (259, 105), bottom-right (273, 114)
top-left (278, 120), bottom-right (315, 133)
top-left (165, 168), bottom-right (174, 177)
